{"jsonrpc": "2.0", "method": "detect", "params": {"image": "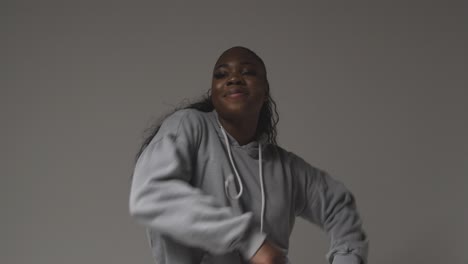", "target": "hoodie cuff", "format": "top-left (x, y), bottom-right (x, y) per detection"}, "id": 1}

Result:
top-left (332, 254), bottom-right (361, 264)
top-left (237, 229), bottom-right (267, 260)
